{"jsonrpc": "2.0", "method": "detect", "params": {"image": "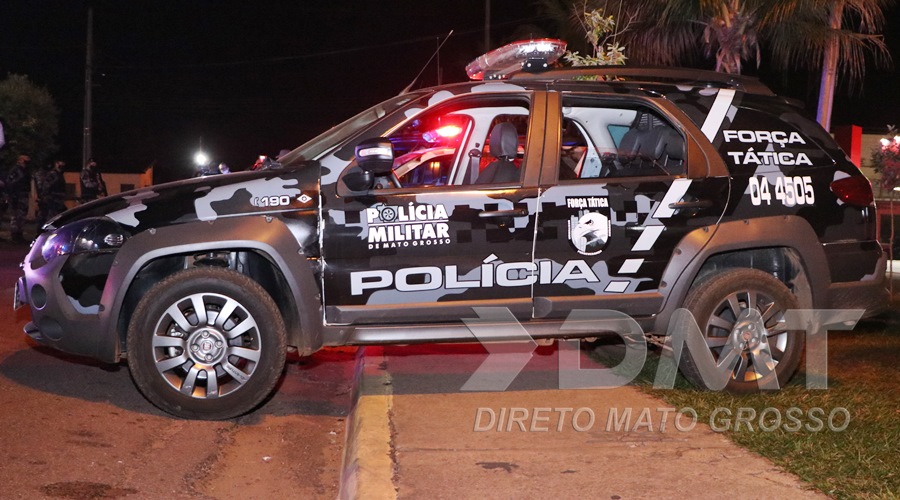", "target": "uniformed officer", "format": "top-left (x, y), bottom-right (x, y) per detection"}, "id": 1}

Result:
top-left (80, 158), bottom-right (106, 202)
top-left (35, 159), bottom-right (67, 227)
top-left (5, 155), bottom-right (32, 242)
